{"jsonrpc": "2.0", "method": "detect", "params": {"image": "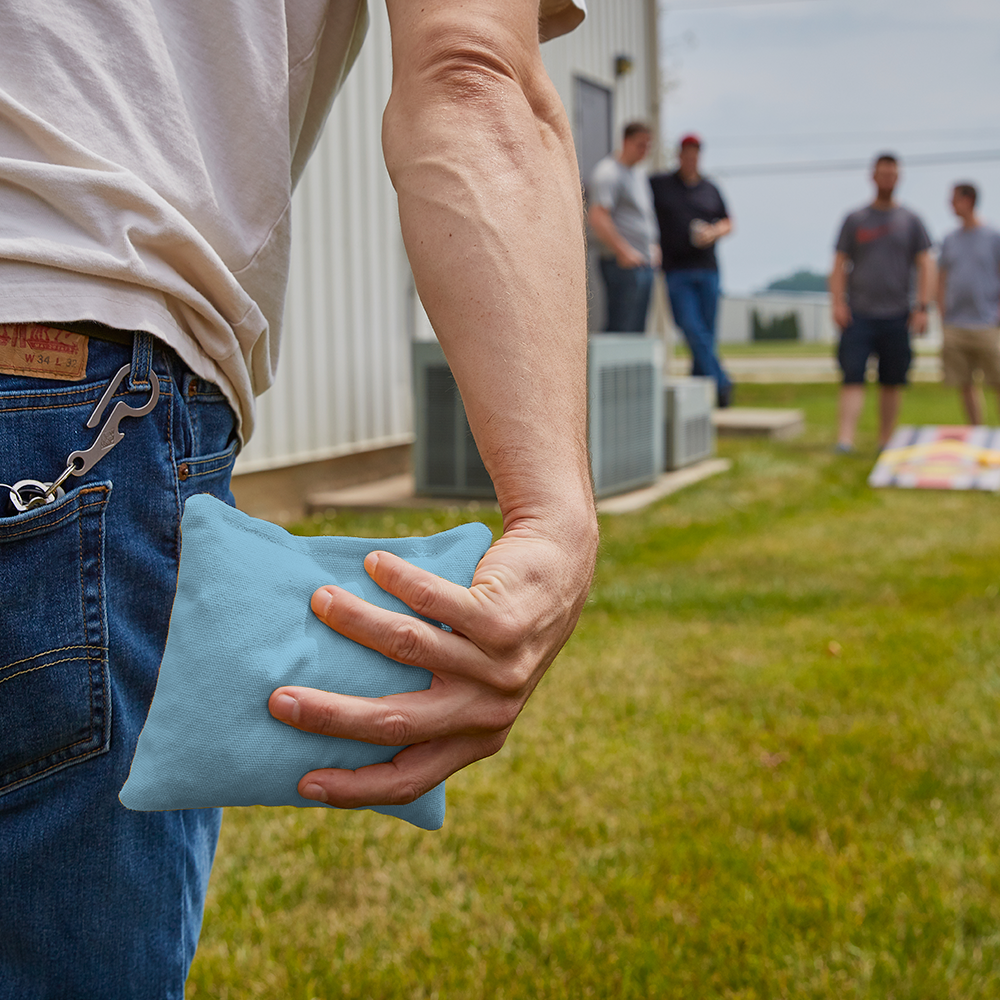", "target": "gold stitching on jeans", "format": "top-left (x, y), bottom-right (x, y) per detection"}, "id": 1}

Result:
top-left (0, 490), bottom-right (109, 540)
top-left (0, 644), bottom-right (104, 674)
top-left (0, 743), bottom-right (105, 792)
top-left (0, 656), bottom-right (97, 688)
